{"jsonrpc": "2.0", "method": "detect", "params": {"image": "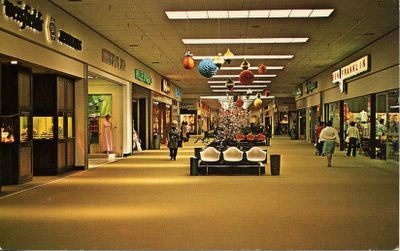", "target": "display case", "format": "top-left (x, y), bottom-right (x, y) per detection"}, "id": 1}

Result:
top-left (0, 65), bottom-right (33, 185)
top-left (32, 74), bottom-right (75, 175)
